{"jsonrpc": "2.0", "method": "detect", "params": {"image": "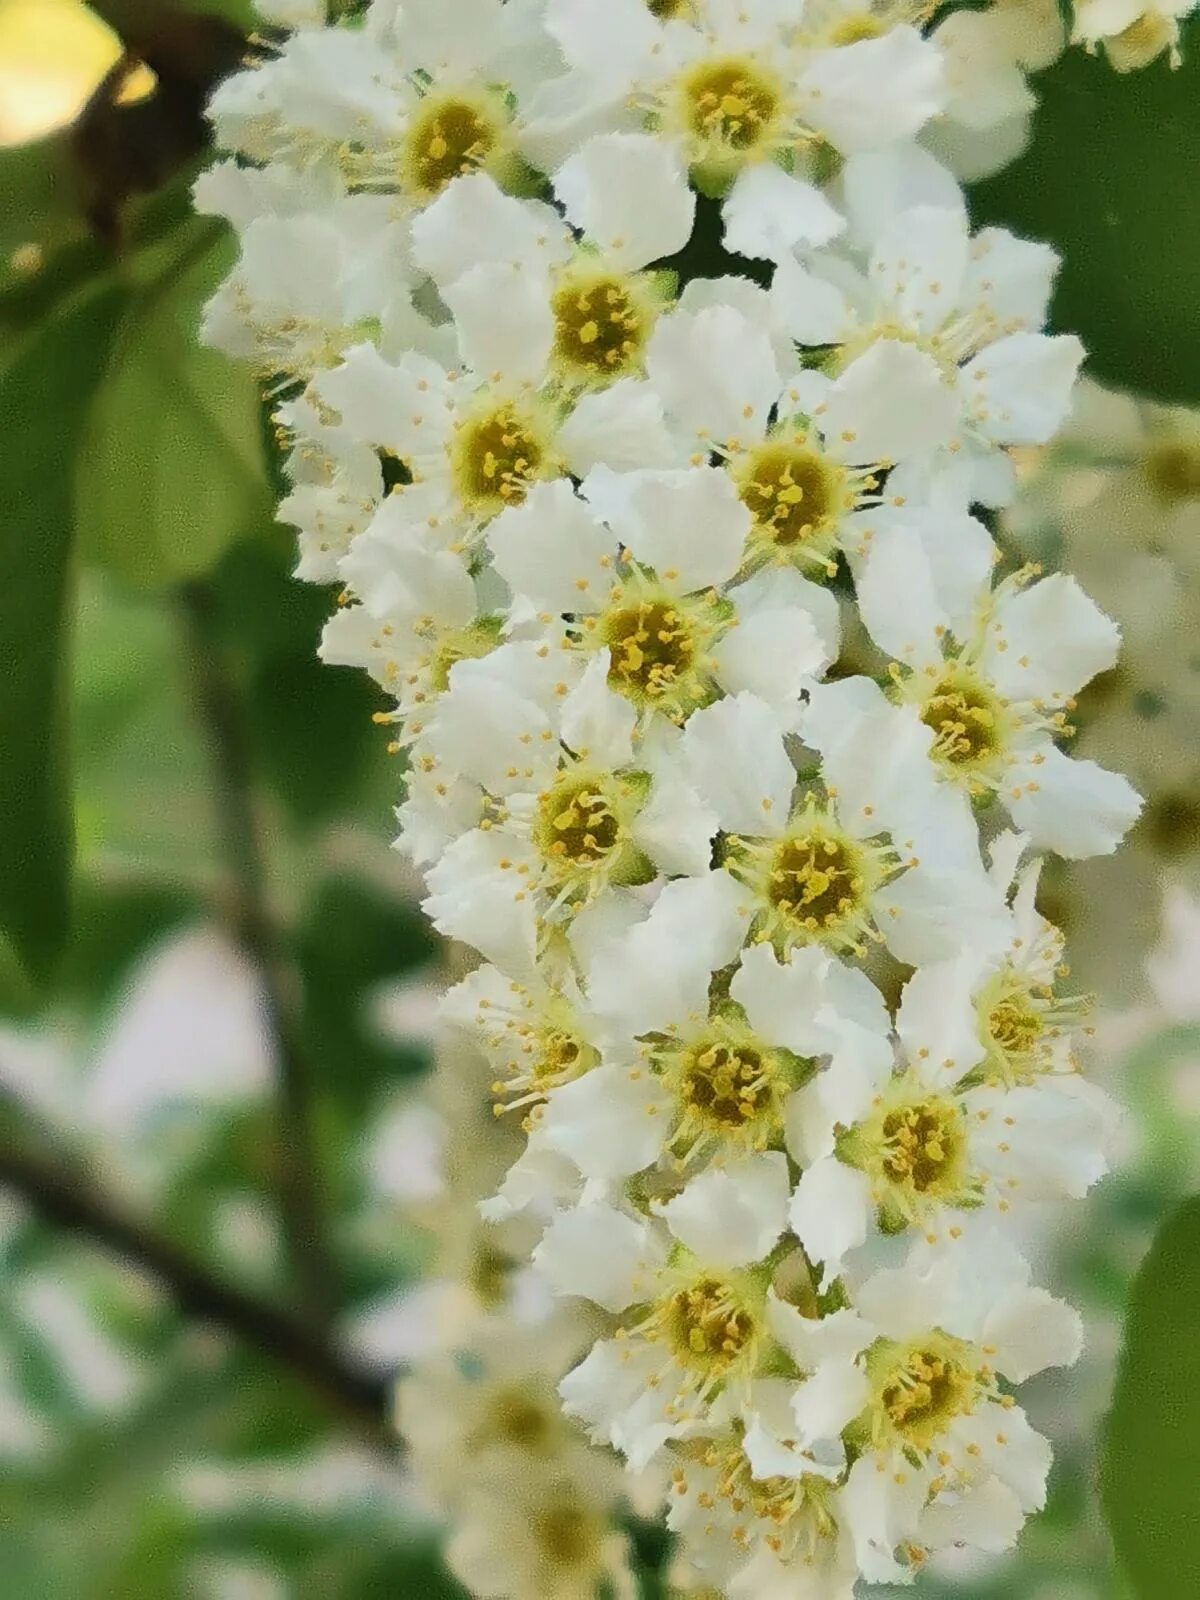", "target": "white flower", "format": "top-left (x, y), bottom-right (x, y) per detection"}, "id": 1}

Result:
top-left (789, 1027), bottom-right (1116, 1278)
top-left (544, 931), bottom-right (888, 1180)
top-left (829, 547), bottom-right (1144, 856)
top-left (542, 1153), bottom-right (790, 1467)
top-left (312, 330), bottom-right (684, 552)
top-left (682, 691), bottom-right (1010, 966)
top-left (792, 1240), bottom-right (1079, 1581)
top-left (772, 203), bottom-right (1083, 497)
top-left (486, 473), bottom-right (835, 729)
top-left (1073, 0), bottom-right (1197, 69)
top-left (529, 0), bottom-right (944, 242)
